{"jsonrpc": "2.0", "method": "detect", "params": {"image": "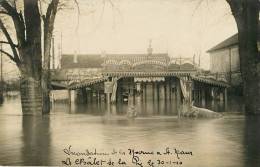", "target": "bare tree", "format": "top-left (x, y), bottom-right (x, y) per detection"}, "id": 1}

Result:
top-left (0, 0), bottom-right (60, 114)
